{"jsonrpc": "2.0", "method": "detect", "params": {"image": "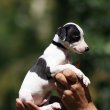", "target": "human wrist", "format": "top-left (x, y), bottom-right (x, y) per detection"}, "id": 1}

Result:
top-left (86, 102), bottom-right (97, 110)
top-left (74, 102), bottom-right (97, 110)
top-left (62, 101), bottom-right (97, 110)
